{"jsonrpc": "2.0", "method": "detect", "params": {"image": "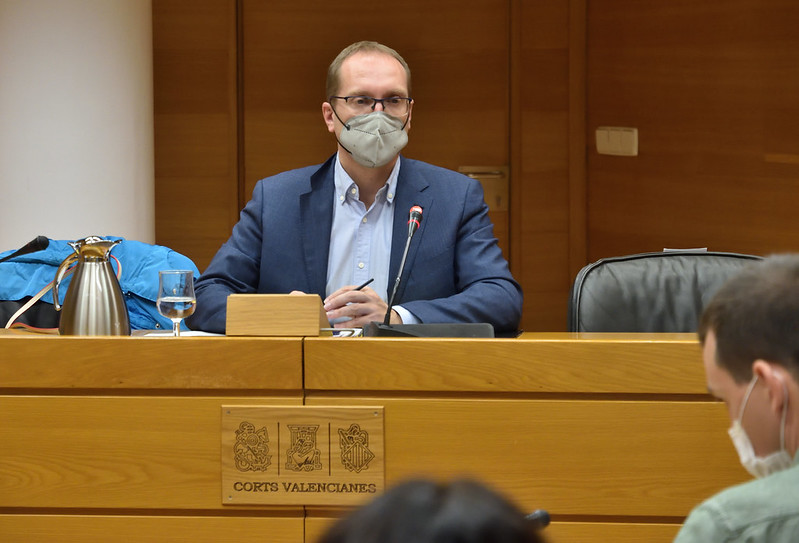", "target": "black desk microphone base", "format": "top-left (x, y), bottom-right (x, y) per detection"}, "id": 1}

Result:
top-left (362, 322), bottom-right (494, 338)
